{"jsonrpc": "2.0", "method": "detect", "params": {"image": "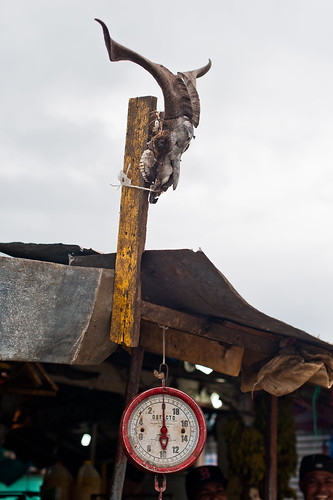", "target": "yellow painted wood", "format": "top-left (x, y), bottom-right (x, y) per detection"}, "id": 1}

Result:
top-left (110, 96), bottom-right (157, 347)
